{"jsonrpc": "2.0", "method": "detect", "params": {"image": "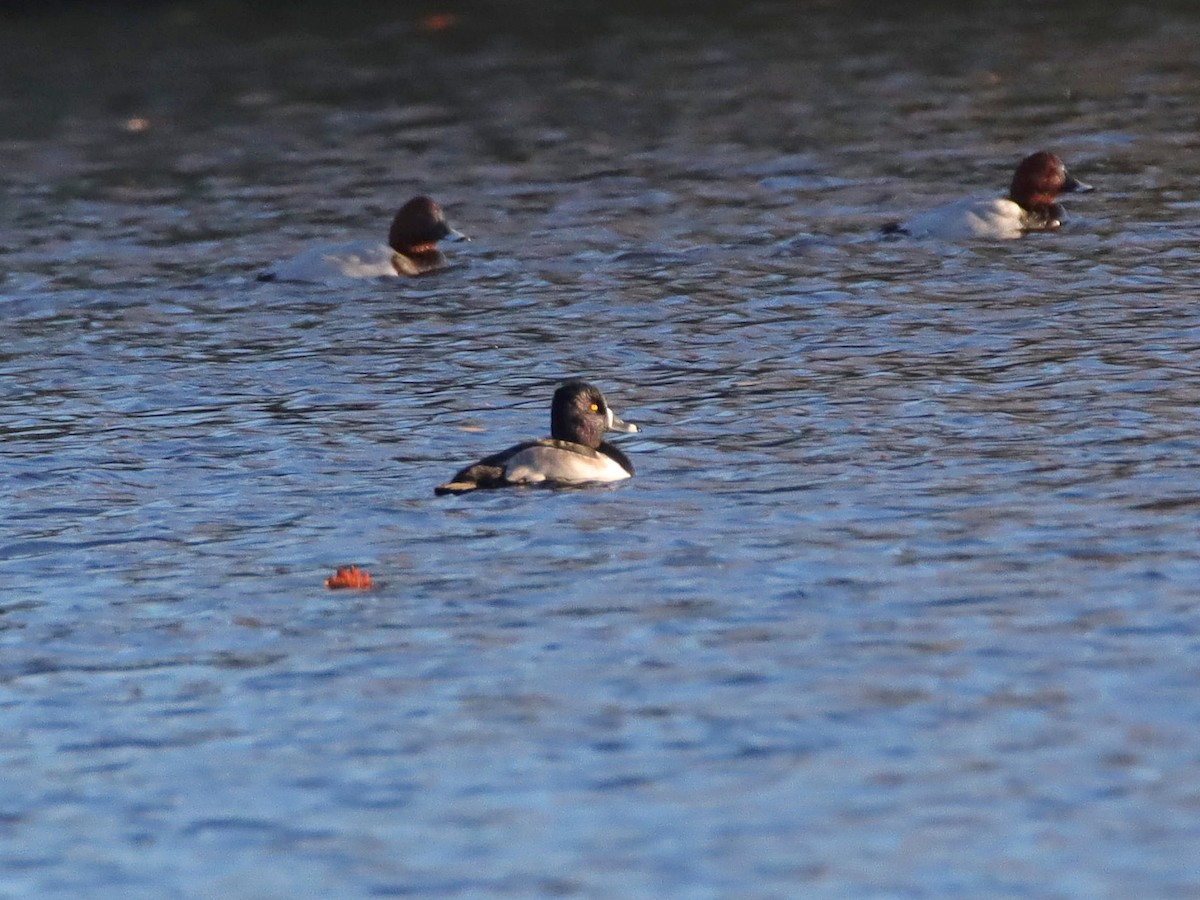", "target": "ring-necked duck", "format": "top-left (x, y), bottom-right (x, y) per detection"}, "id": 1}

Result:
top-left (435, 381), bottom-right (640, 495)
top-left (259, 196), bottom-right (467, 282)
top-left (883, 151), bottom-right (1093, 240)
